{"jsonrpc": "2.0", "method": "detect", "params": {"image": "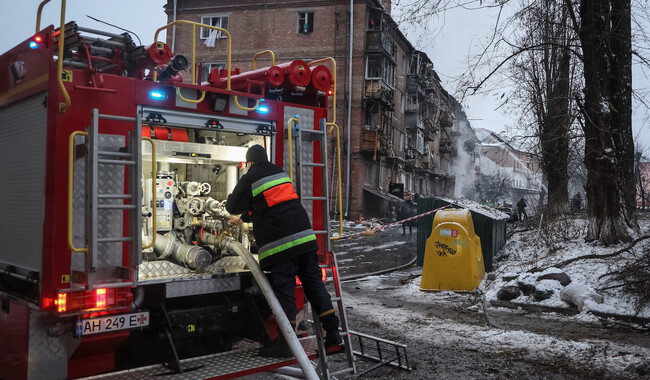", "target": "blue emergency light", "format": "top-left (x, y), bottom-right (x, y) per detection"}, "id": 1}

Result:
top-left (257, 99), bottom-right (269, 113)
top-left (150, 90), bottom-right (167, 100)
